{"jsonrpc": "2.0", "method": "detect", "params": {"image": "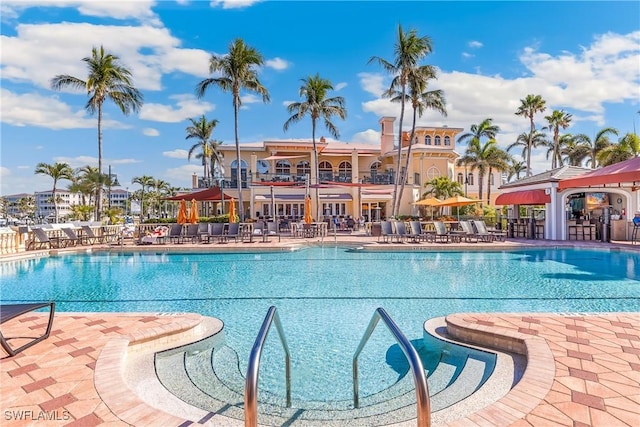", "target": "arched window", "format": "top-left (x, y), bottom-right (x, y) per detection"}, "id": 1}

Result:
top-left (435, 136), bottom-right (441, 146)
top-left (444, 136), bottom-right (451, 146)
top-left (425, 136), bottom-right (431, 145)
top-left (296, 160), bottom-right (310, 177)
top-left (230, 159), bottom-right (249, 188)
top-left (275, 160), bottom-right (291, 176)
top-left (319, 161), bottom-right (333, 182)
top-left (456, 173), bottom-right (463, 184)
top-left (338, 161), bottom-right (352, 182)
top-left (256, 159), bottom-right (269, 174)
top-left (468, 173), bottom-right (474, 185)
